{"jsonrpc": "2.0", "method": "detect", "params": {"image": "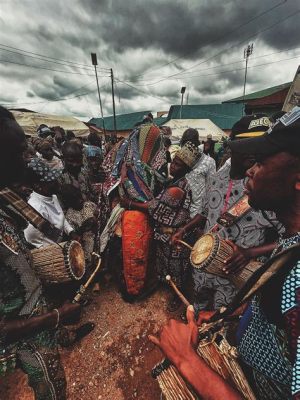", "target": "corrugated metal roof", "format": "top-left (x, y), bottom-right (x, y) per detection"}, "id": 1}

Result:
top-left (89, 103), bottom-right (244, 132)
top-left (153, 116), bottom-right (169, 125)
top-left (89, 110), bottom-right (151, 131)
top-left (224, 82), bottom-right (291, 103)
top-left (164, 103), bottom-right (244, 129)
